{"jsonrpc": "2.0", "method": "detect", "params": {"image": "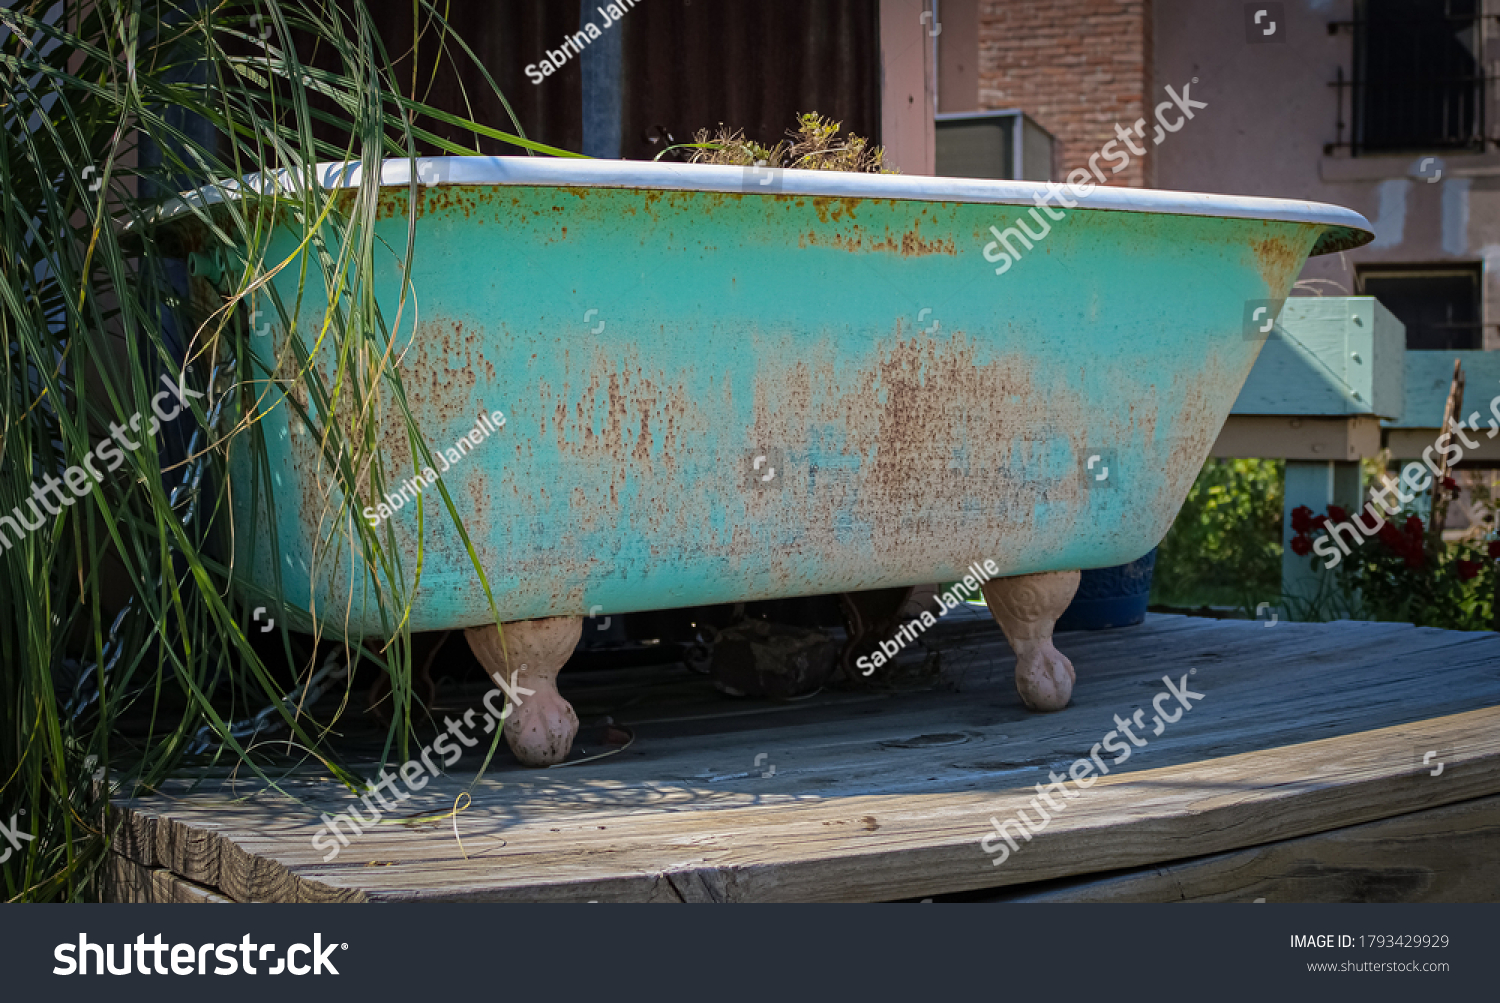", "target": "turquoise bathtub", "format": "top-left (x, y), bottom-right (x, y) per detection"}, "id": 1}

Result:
top-left (174, 158), bottom-right (1372, 636)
